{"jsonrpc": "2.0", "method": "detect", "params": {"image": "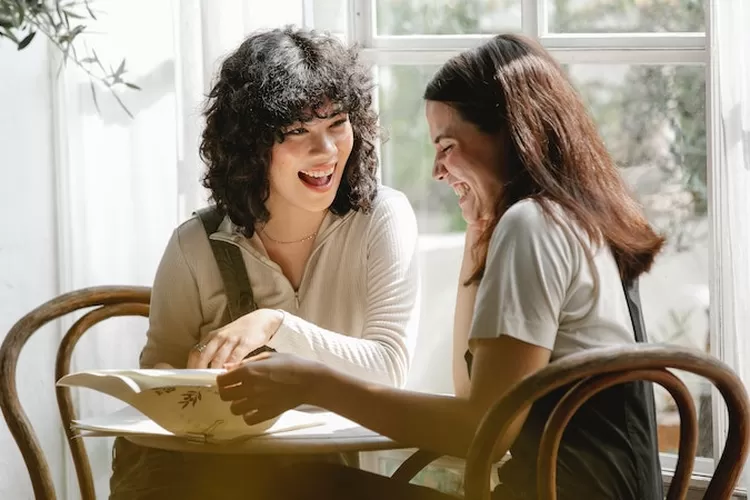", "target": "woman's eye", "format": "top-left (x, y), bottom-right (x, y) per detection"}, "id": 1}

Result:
top-left (331, 117), bottom-right (349, 128)
top-left (285, 128), bottom-right (307, 136)
top-left (441, 144), bottom-right (454, 153)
